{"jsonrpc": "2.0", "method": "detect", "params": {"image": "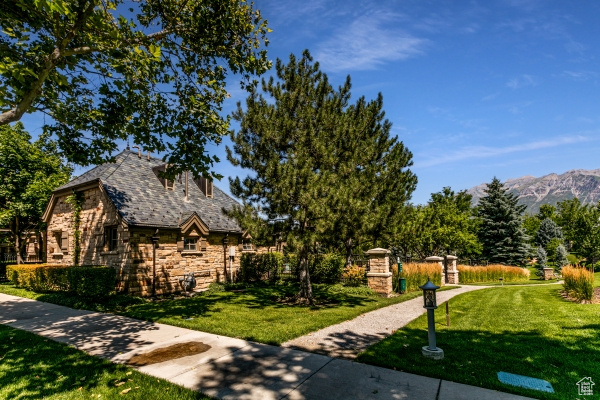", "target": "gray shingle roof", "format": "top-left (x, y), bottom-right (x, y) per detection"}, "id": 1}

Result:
top-left (56, 150), bottom-right (242, 232)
